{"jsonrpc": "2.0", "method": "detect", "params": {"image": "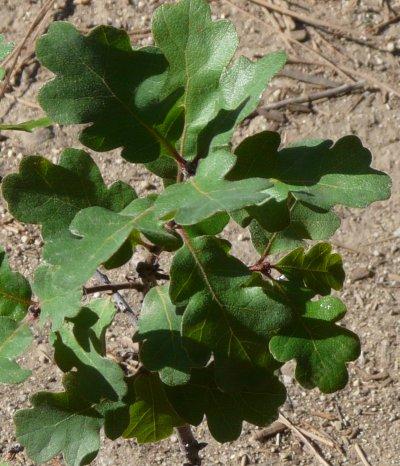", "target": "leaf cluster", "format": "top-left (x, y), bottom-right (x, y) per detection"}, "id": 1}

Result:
top-left (0, 0), bottom-right (391, 465)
